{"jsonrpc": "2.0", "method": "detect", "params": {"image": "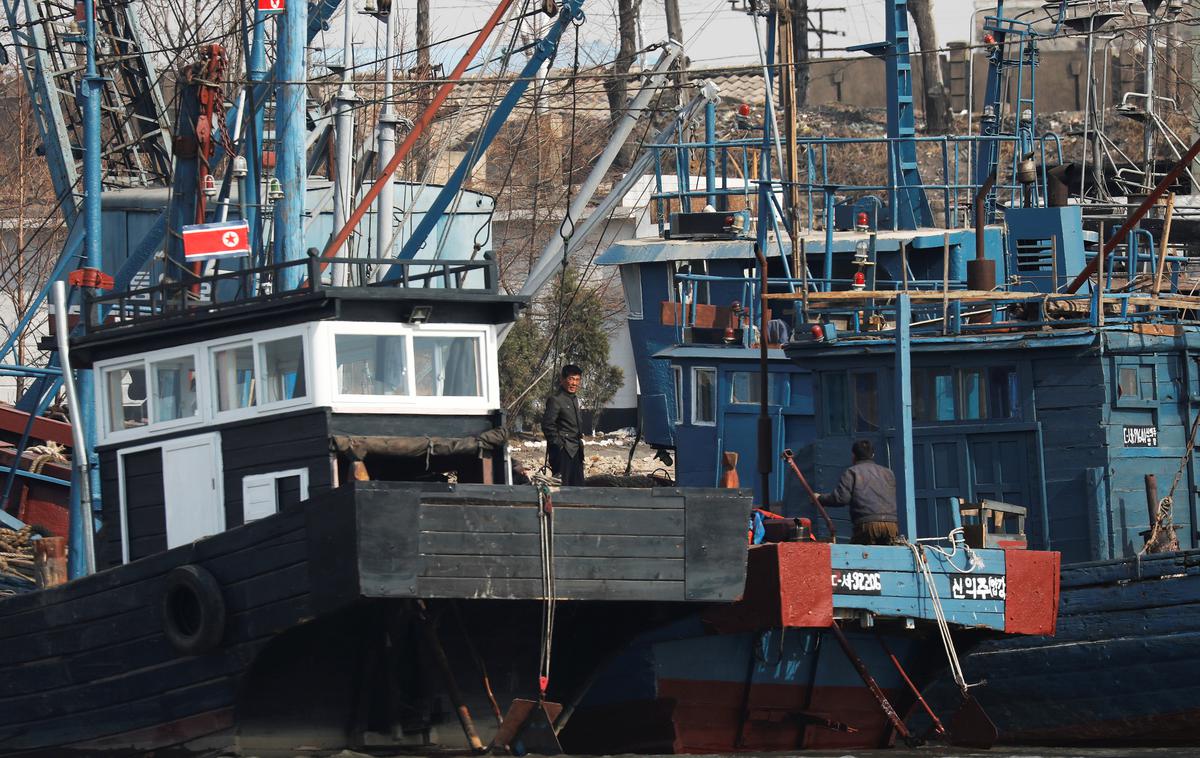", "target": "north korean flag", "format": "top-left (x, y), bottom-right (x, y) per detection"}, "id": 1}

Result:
top-left (257, 0), bottom-right (284, 13)
top-left (183, 220), bottom-right (251, 262)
